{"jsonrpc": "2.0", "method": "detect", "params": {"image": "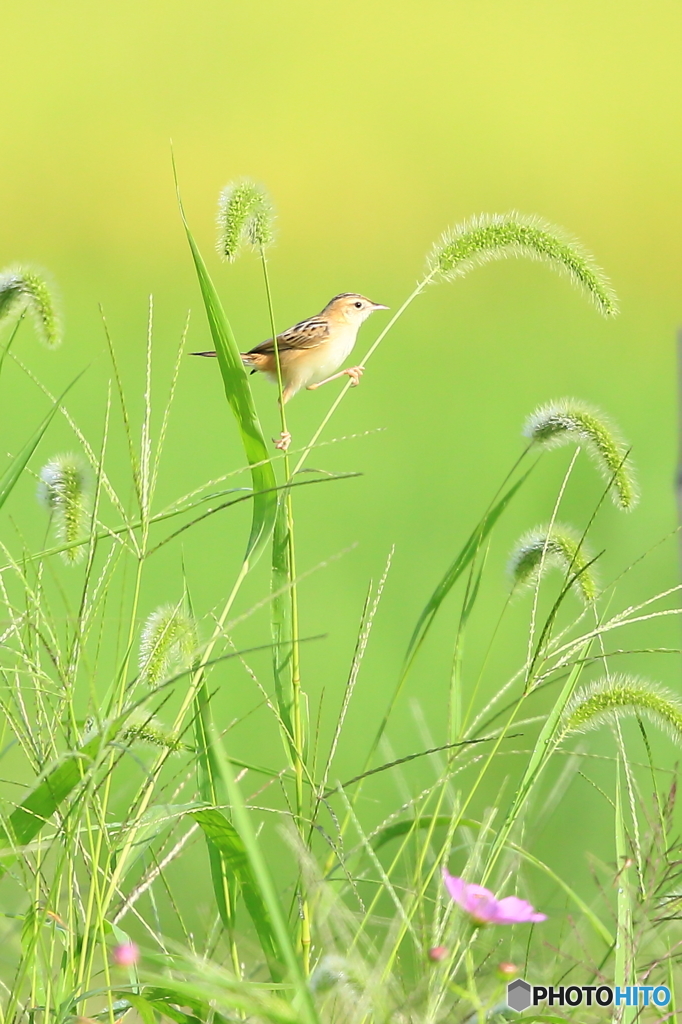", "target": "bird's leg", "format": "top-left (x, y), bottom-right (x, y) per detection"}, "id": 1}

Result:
top-left (273, 430), bottom-right (292, 452)
top-left (306, 366), bottom-right (365, 390)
